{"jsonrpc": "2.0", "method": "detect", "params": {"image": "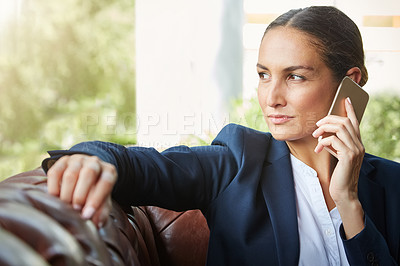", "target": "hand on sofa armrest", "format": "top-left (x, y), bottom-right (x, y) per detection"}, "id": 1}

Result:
top-left (0, 171), bottom-right (152, 265)
top-left (46, 154), bottom-right (117, 228)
